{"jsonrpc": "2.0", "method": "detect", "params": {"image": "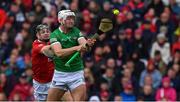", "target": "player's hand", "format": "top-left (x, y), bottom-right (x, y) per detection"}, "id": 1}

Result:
top-left (76, 44), bottom-right (87, 52)
top-left (80, 44), bottom-right (88, 52)
top-left (86, 39), bottom-right (96, 47)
